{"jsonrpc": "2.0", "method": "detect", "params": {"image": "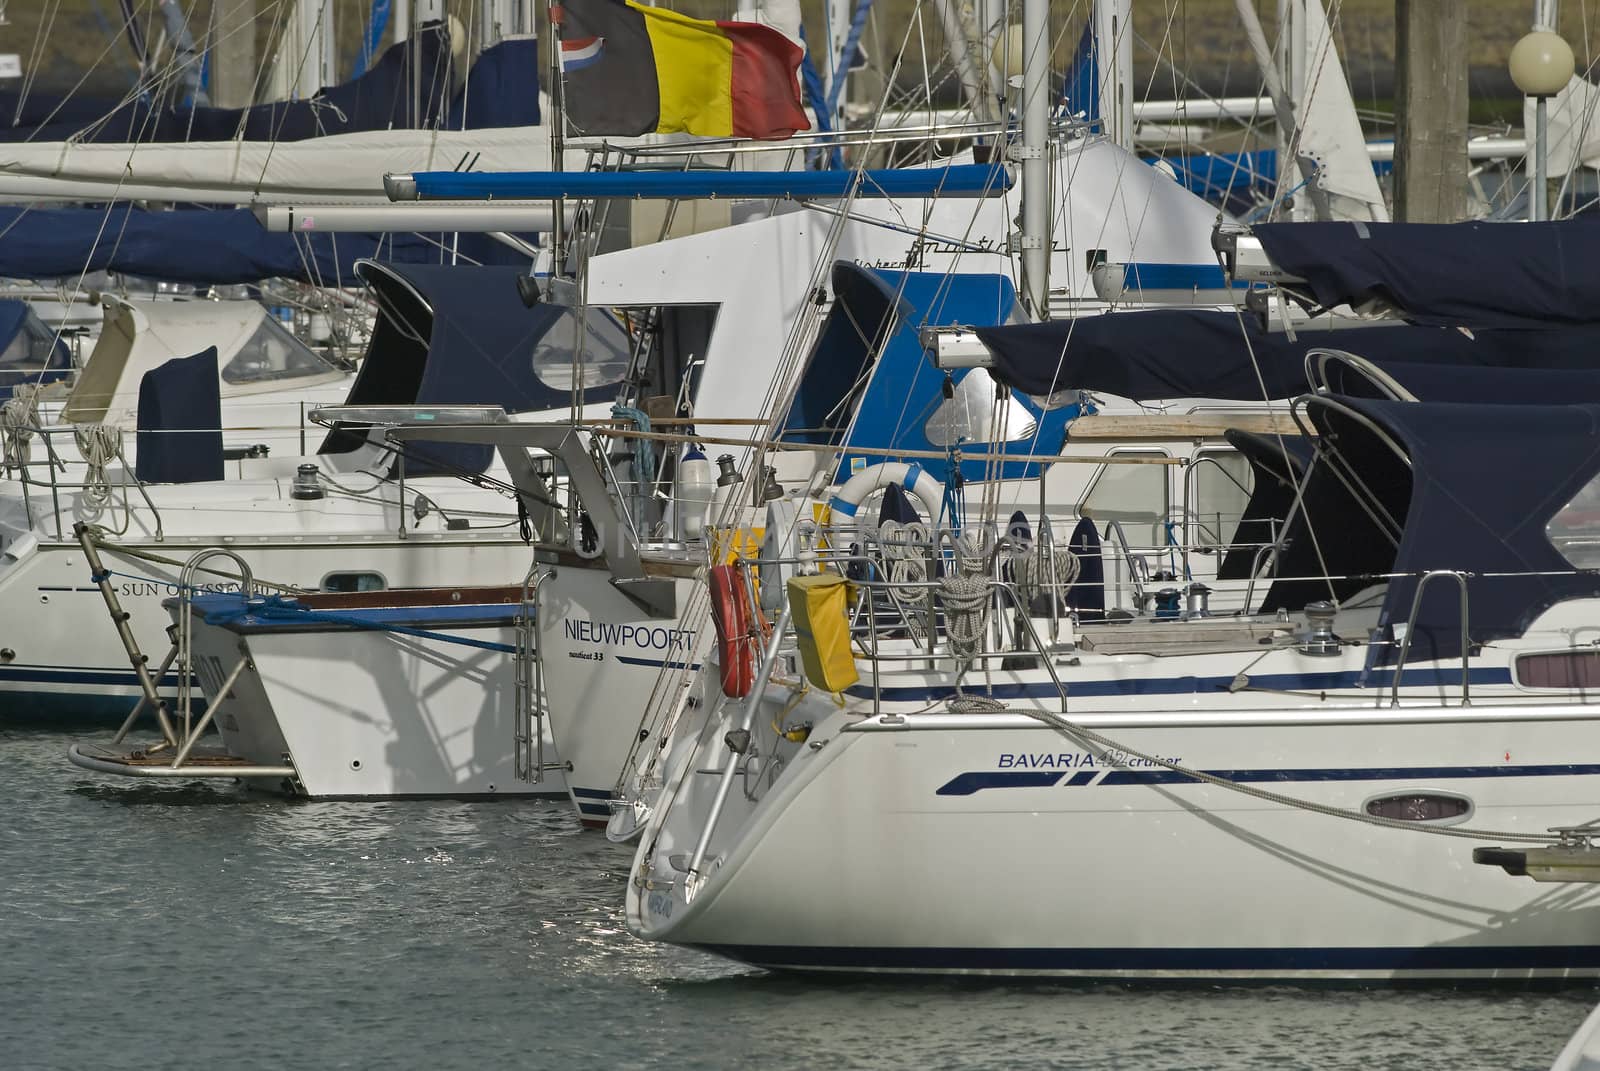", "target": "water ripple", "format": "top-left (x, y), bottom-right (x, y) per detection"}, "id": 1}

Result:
top-left (2, 729), bottom-right (1595, 1070)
